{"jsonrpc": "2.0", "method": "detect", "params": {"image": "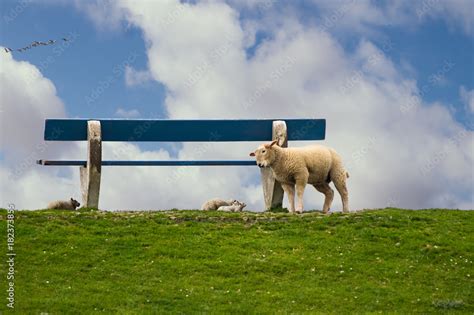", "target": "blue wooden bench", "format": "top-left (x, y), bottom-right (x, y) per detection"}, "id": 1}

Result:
top-left (37, 119), bottom-right (326, 209)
